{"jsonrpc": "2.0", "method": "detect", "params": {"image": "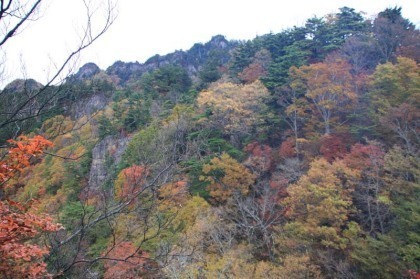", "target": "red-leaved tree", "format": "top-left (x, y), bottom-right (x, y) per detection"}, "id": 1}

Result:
top-left (0, 135), bottom-right (62, 278)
